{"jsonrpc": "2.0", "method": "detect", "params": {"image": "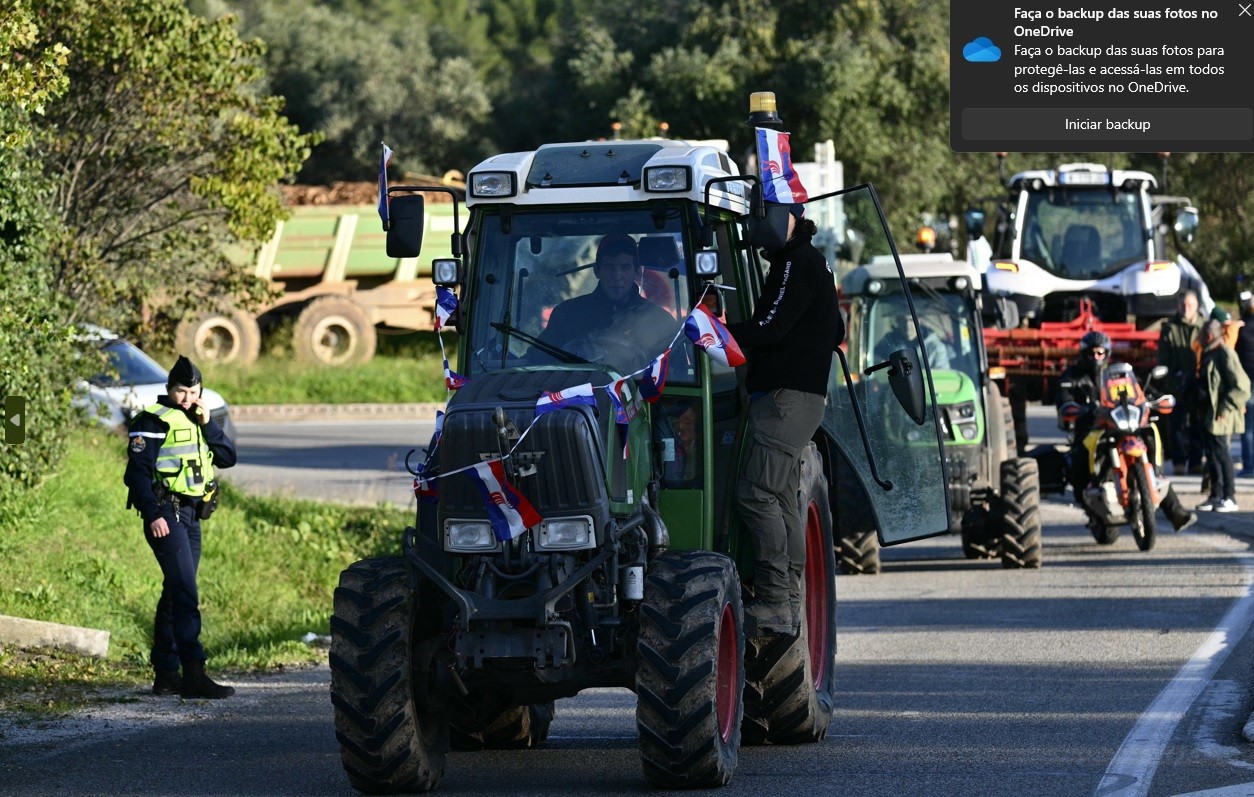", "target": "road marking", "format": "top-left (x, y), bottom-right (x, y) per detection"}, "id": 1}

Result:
top-left (1167, 784), bottom-right (1254, 796)
top-left (1094, 537), bottom-right (1254, 797)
